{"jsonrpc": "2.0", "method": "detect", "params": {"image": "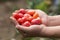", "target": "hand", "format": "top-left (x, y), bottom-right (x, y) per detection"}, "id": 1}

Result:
top-left (10, 9), bottom-right (60, 38)
top-left (16, 24), bottom-right (46, 37)
top-left (10, 17), bottom-right (46, 37)
top-left (26, 9), bottom-right (48, 25)
top-left (10, 9), bottom-right (48, 37)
